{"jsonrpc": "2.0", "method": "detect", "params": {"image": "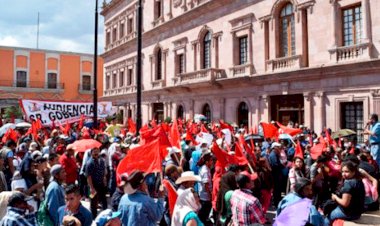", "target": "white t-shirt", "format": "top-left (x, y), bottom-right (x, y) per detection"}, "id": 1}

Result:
top-left (198, 165), bottom-right (211, 201)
